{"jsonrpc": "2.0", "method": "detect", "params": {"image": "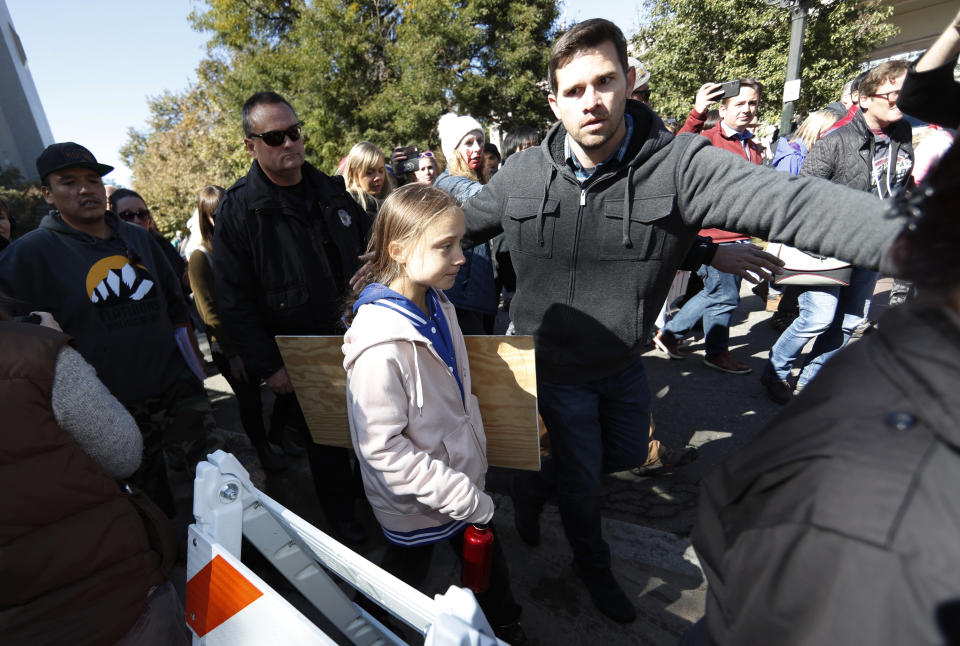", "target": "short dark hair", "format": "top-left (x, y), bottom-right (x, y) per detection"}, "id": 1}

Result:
top-left (858, 60), bottom-right (909, 99)
top-left (548, 19), bottom-right (628, 95)
top-left (242, 91), bottom-right (297, 136)
top-left (483, 143), bottom-right (500, 160)
top-left (721, 78), bottom-right (763, 107)
top-left (503, 127), bottom-right (541, 159)
top-left (108, 188), bottom-right (144, 212)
